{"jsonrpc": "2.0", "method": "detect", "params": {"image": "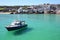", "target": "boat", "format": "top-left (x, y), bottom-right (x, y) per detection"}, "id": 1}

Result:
top-left (5, 20), bottom-right (27, 31)
top-left (6, 14), bottom-right (27, 31)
